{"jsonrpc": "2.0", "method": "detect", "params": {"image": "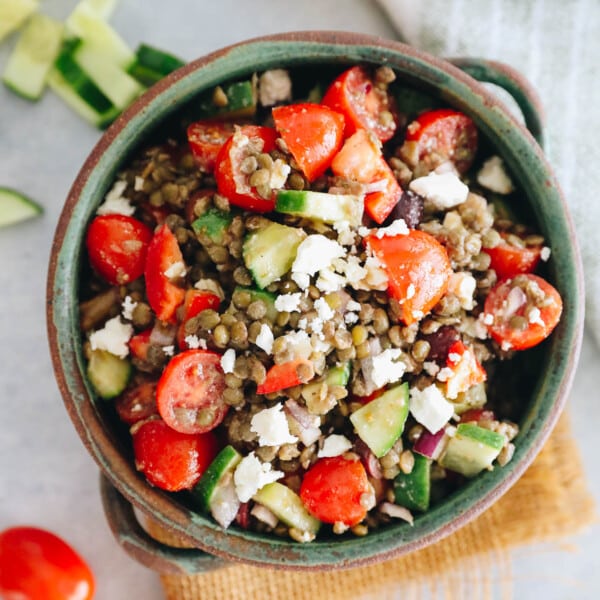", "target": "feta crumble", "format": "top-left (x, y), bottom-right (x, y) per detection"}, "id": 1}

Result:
top-left (292, 235), bottom-right (345, 277)
top-left (194, 278), bottom-right (225, 299)
top-left (528, 306), bottom-right (545, 326)
top-left (540, 246), bottom-right (551, 262)
top-left (362, 348), bottom-right (406, 391)
top-left (409, 172), bottom-right (469, 210)
top-left (318, 434), bottom-right (352, 458)
top-left (233, 452), bottom-right (284, 503)
top-left (255, 323), bottom-right (274, 354)
top-left (258, 69), bottom-right (292, 107)
top-left (374, 218), bottom-right (409, 238)
top-left (162, 345), bottom-right (175, 357)
top-left (269, 159), bottom-right (291, 189)
top-left (476, 156), bottom-right (514, 195)
top-left (220, 348), bottom-right (236, 374)
top-left (89, 316), bottom-right (133, 359)
top-left (447, 272), bottom-right (477, 310)
top-left (409, 384), bottom-right (454, 434)
top-left (274, 293), bottom-right (302, 313)
top-left (251, 403), bottom-right (298, 447)
top-left (121, 295), bottom-right (137, 320)
top-left (164, 260), bottom-right (186, 280)
top-left (184, 335), bottom-right (207, 350)
top-left (314, 297), bottom-right (334, 321)
top-left (96, 180), bottom-right (135, 217)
